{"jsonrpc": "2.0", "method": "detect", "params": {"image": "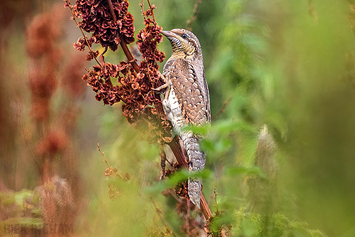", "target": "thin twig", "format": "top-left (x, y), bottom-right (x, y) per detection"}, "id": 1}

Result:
top-left (169, 189), bottom-right (182, 203)
top-left (186, 200), bottom-right (190, 234)
top-left (107, 0), bottom-right (140, 74)
top-left (212, 96), bottom-right (233, 121)
top-left (147, 0), bottom-right (156, 22)
top-left (213, 188), bottom-right (218, 213)
top-left (98, 143), bottom-right (110, 168)
top-left (141, 0), bottom-right (156, 23)
top-left (151, 199), bottom-right (178, 237)
top-left (159, 144), bottom-right (166, 180)
top-left (186, 0), bottom-right (202, 31)
top-left (140, 0), bottom-right (146, 19)
top-left (66, 0), bottom-right (101, 66)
